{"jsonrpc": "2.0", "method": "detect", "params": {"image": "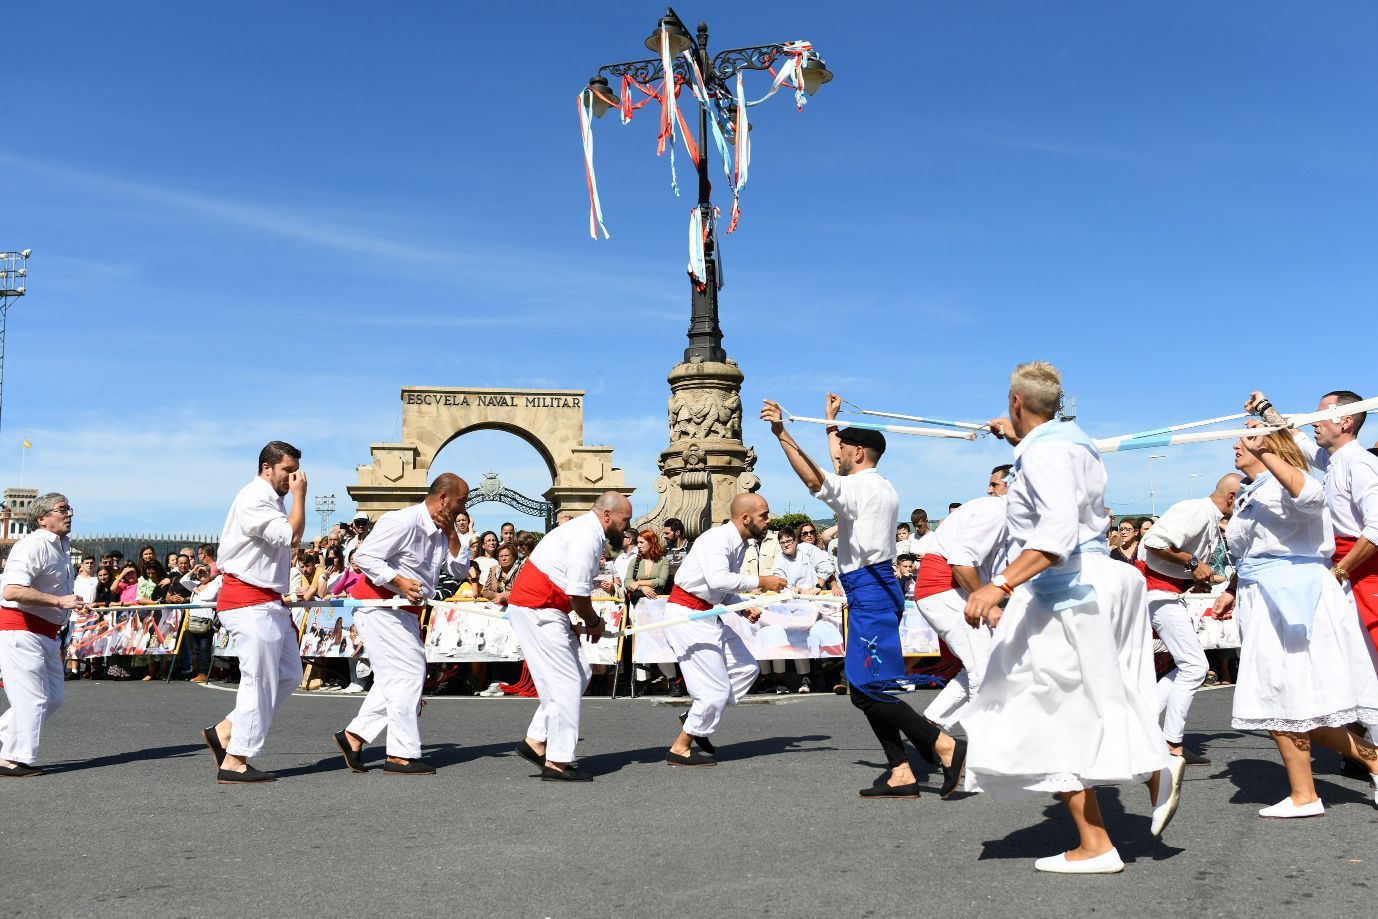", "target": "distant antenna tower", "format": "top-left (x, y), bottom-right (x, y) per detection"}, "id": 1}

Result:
top-left (1058, 393), bottom-right (1077, 422)
top-left (0, 248), bottom-right (31, 440)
